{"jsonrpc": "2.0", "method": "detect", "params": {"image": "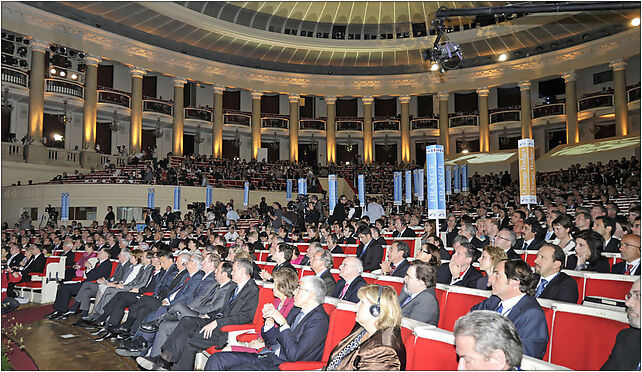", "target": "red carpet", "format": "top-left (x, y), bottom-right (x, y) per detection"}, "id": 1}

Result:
top-left (2, 303), bottom-right (53, 370)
